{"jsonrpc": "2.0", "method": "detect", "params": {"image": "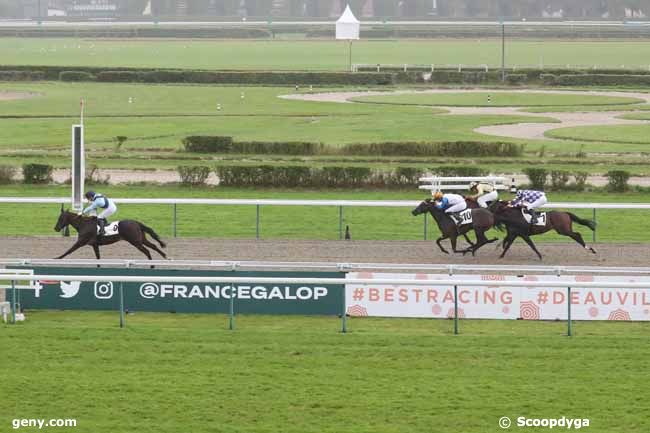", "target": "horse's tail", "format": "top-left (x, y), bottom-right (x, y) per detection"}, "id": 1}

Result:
top-left (568, 213), bottom-right (596, 231)
top-left (139, 223), bottom-right (166, 248)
